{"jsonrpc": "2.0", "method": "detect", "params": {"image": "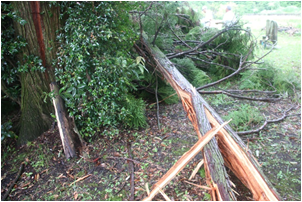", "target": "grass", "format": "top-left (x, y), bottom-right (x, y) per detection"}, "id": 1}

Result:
top-left (242, 14), bottom-right (301, 73)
